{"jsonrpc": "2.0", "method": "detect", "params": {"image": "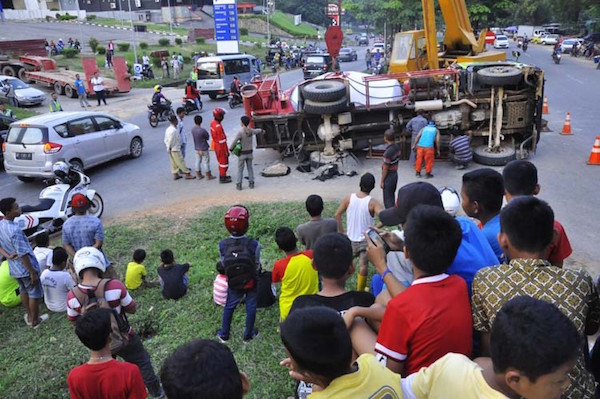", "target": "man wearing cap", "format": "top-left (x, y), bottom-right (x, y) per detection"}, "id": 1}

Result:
top-left (335, 173), bottom-right (383, 292)
top-left (370, 182), bottom-right (498, 301)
